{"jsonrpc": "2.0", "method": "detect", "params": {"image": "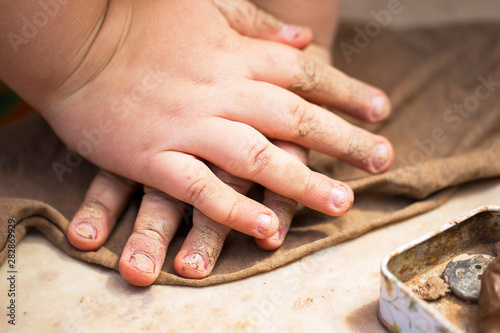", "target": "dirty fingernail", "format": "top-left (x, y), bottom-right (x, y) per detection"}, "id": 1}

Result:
top-left (332, 186), bottom-right (348, 209)
top-left (372, 143), bottom-right (389, 171)
top-left (183, 253), bottom-right (207, 271)
top-left (281, 24), bottom-right (301, 39)
top-left (371, 95), bottom-right (390, 121)
top-left (129, 253), bottom-right (154, 273)
top-left (75, 222), bottom-right (97, 240)
top-left (256, 214), bottom-right (272, 235)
